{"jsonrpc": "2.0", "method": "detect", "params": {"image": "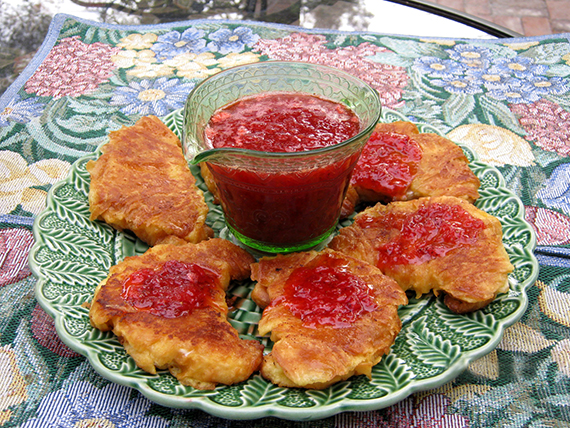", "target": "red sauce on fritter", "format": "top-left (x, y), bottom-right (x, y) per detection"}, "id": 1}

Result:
top-left (351, 132), bottom-right (422, 199)
top-left (205, 92), bottom-right (360, 152)
top-left (274, 254), bottom-right (378, 328)
top-left (121, 260), bottom-right (219, 318)
top-left (357, 202), bottom-right (486, 267)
